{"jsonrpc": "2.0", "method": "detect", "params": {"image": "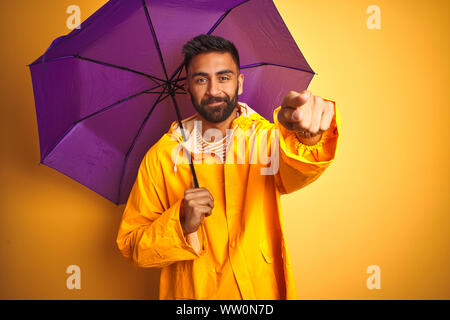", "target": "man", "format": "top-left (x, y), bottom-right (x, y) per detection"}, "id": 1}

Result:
top-left (116, 34), bottom-right (340, 300)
